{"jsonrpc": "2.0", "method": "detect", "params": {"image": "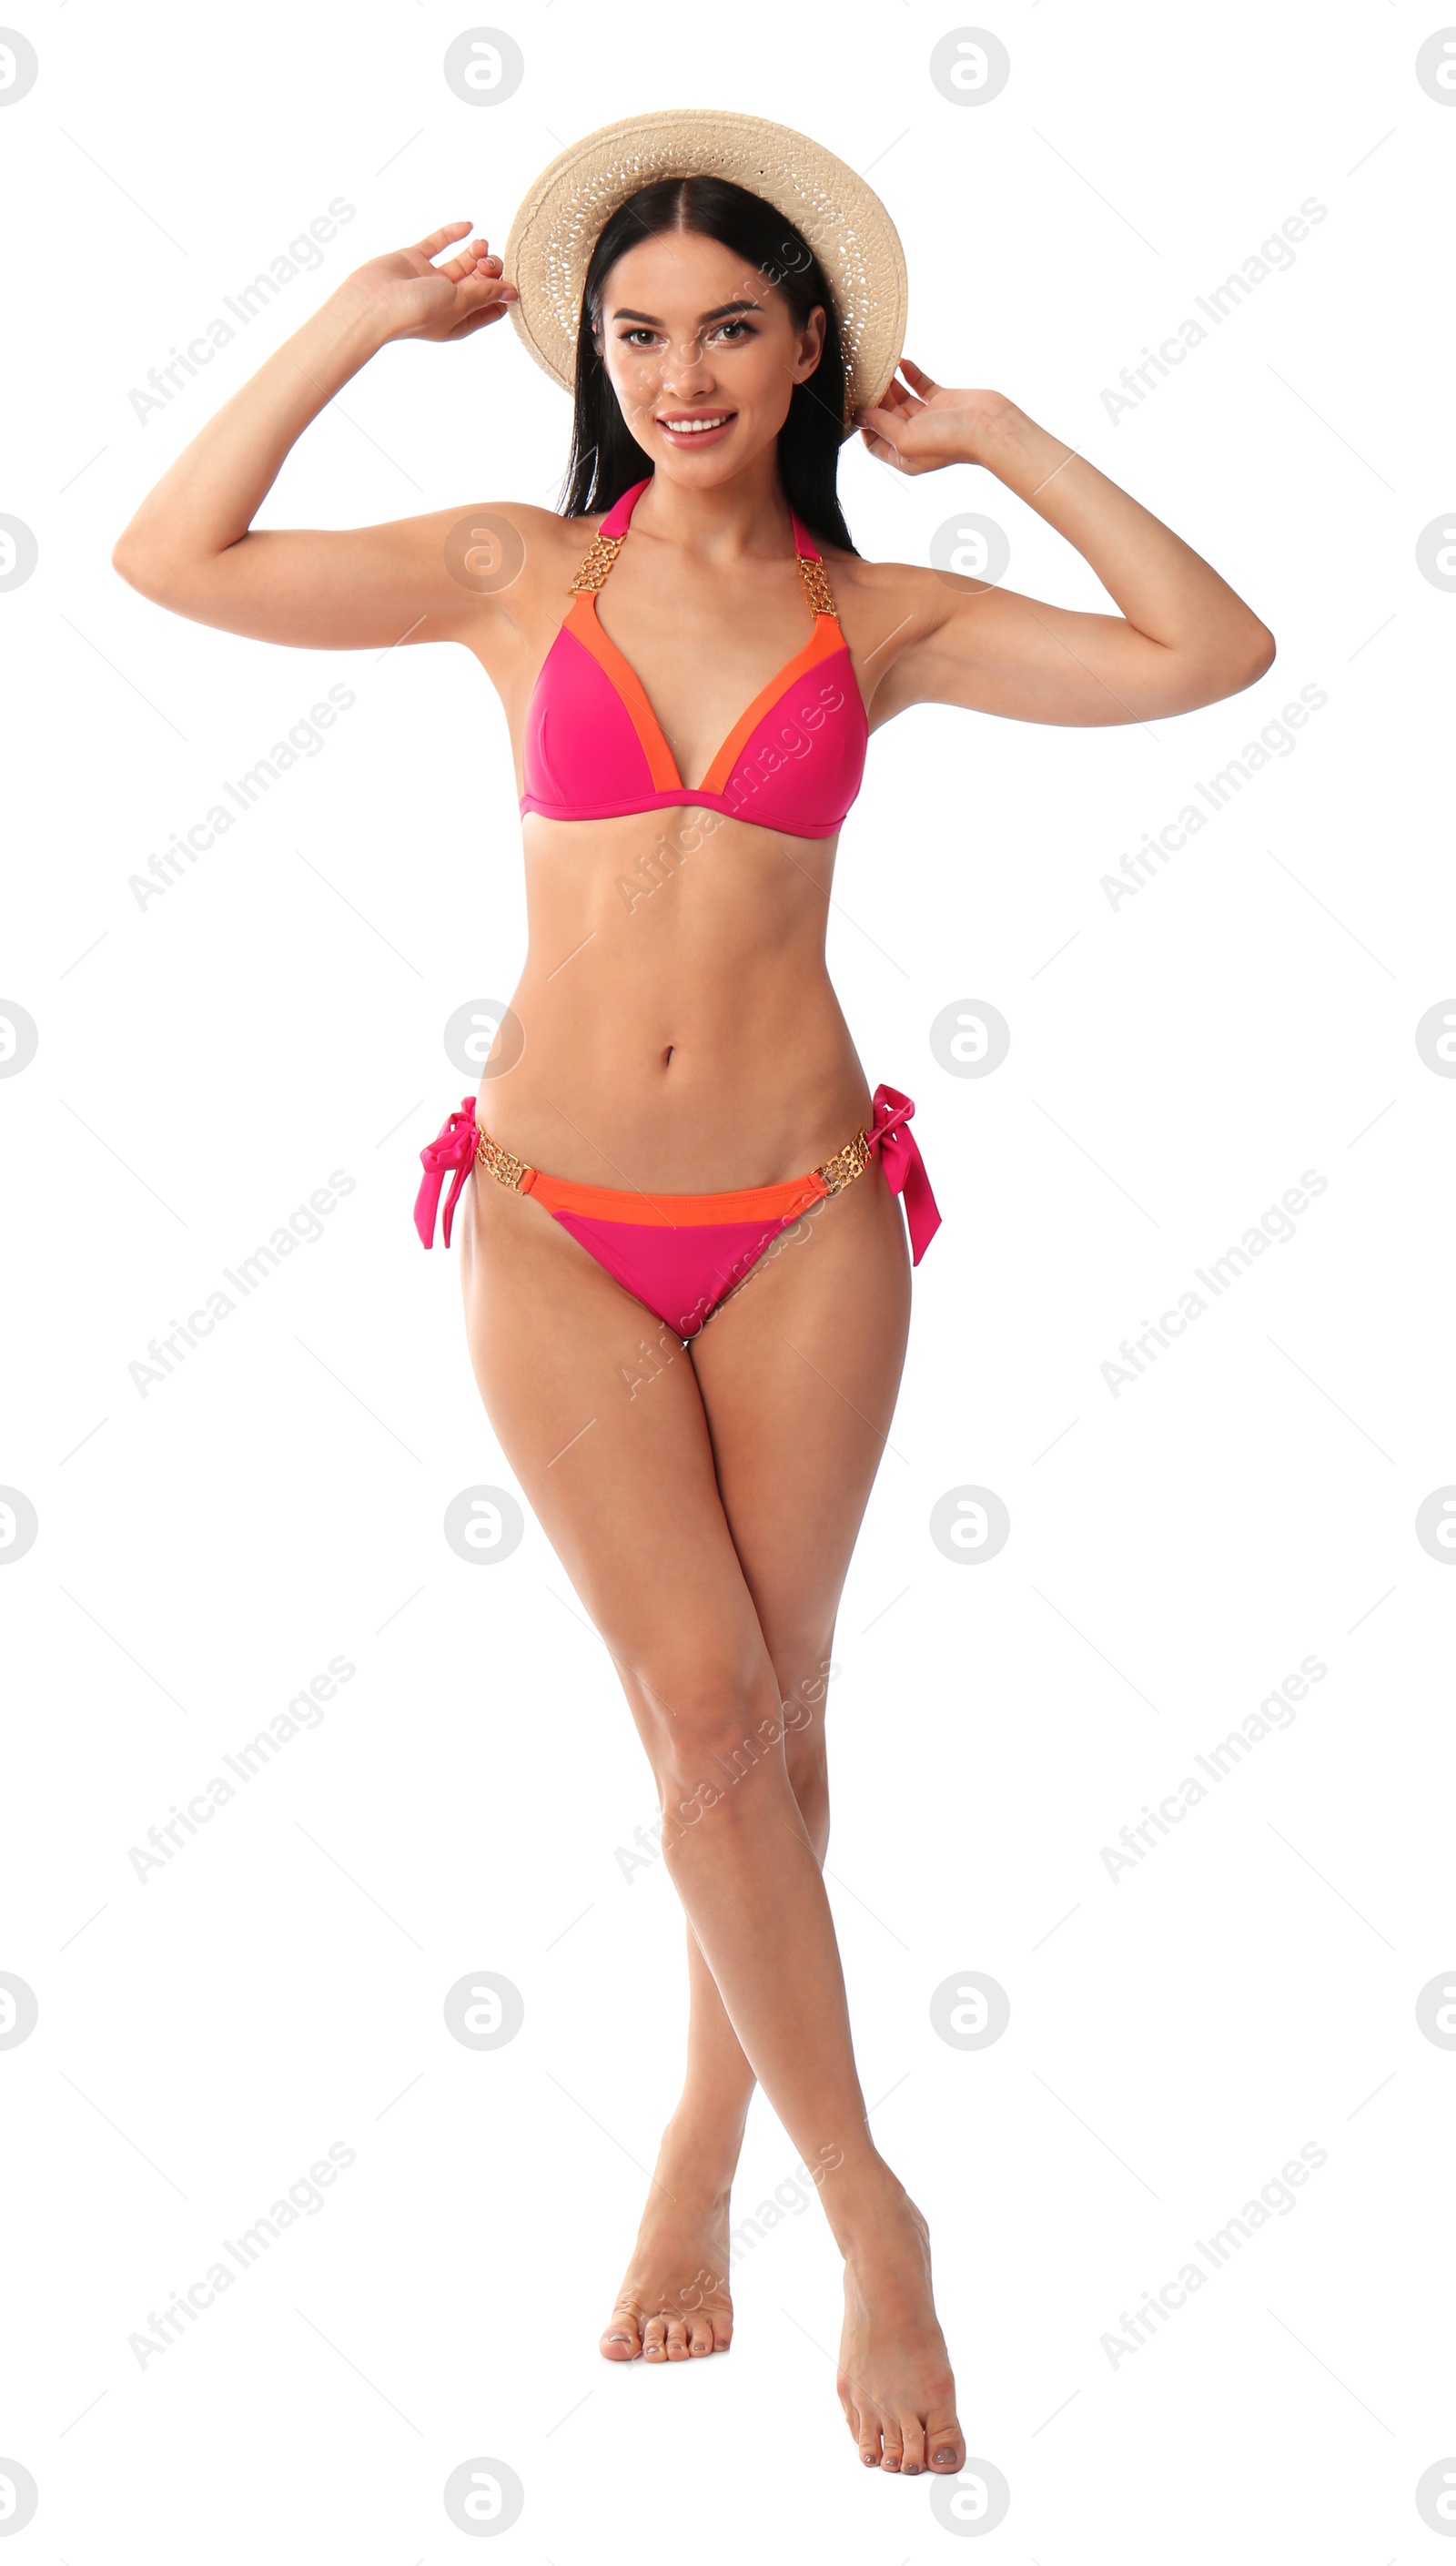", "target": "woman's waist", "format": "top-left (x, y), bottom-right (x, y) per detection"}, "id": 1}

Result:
top-left (473, 1027), bottom-right (875, 1193)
